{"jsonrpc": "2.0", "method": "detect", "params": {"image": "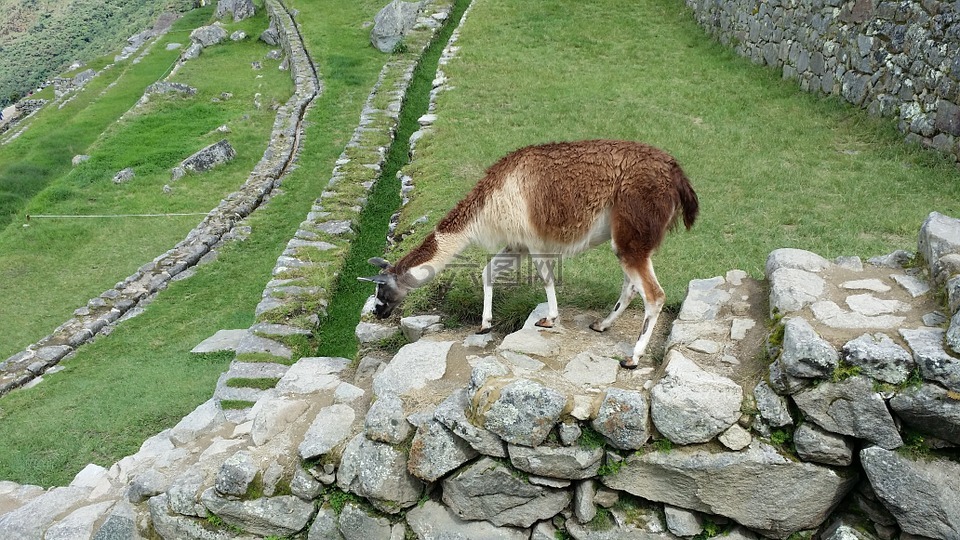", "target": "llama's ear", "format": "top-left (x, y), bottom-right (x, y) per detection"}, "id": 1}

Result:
top-left (368, 257), bottom-right (392, 270)
top-left (357, 274), bottom-right (390, 284)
